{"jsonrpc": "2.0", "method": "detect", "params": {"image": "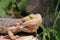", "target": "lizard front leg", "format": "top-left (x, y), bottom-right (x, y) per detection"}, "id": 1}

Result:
top-left (7, 26), bottom-right (21, 40)
top-left (8, 30), bottom-right (16, 40)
